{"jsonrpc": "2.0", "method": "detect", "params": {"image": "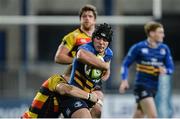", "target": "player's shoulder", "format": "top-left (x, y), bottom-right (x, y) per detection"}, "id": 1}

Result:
top-left (64, 28), bottom-right (80, 38)
top-left (130, 40), bottom-right (146, 50)
top-left (135, 40), bottom-right (147, 47)
top-left (48, 74), bottom-right (67, 83)
top-left (79, 42), bottom-right (93, 50)
top-left (158, 43), bottom-right (171, 54)
top-left (159, 43), bottom-right (170, 49)
top-left (105, 47), bottom-right (113, 56)
top-left (43, 74), bottom-right (67, 91)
